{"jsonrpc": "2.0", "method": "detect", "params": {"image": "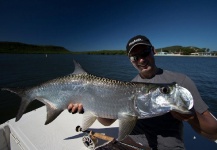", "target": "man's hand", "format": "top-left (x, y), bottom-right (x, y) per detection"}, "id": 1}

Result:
top-left (68, 103), bottom-right (84, 114)
top-left (170, 111), bottom-right (195, 121)
top-left (67, 103), bottom-right (116, 126)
